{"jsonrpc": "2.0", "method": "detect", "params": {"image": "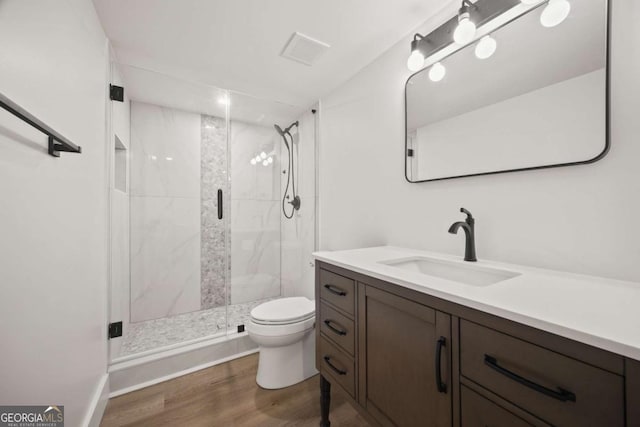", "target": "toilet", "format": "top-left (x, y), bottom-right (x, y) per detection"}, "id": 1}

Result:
top-left (246, 297), bottom-right (317, 389)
